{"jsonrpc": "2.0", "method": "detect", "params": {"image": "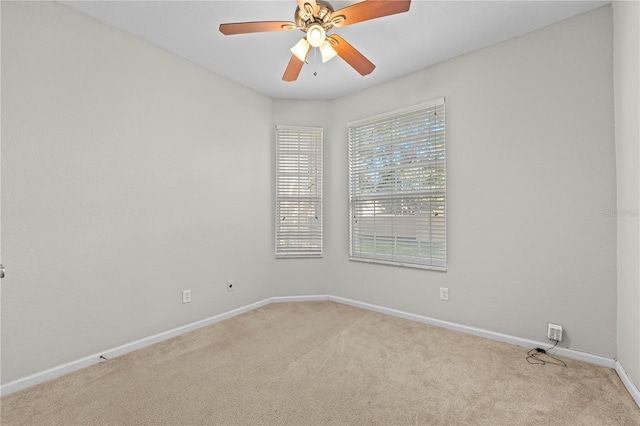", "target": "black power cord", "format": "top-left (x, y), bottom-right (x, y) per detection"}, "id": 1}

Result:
top-left (526, 340), bottom-right (566, 367)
